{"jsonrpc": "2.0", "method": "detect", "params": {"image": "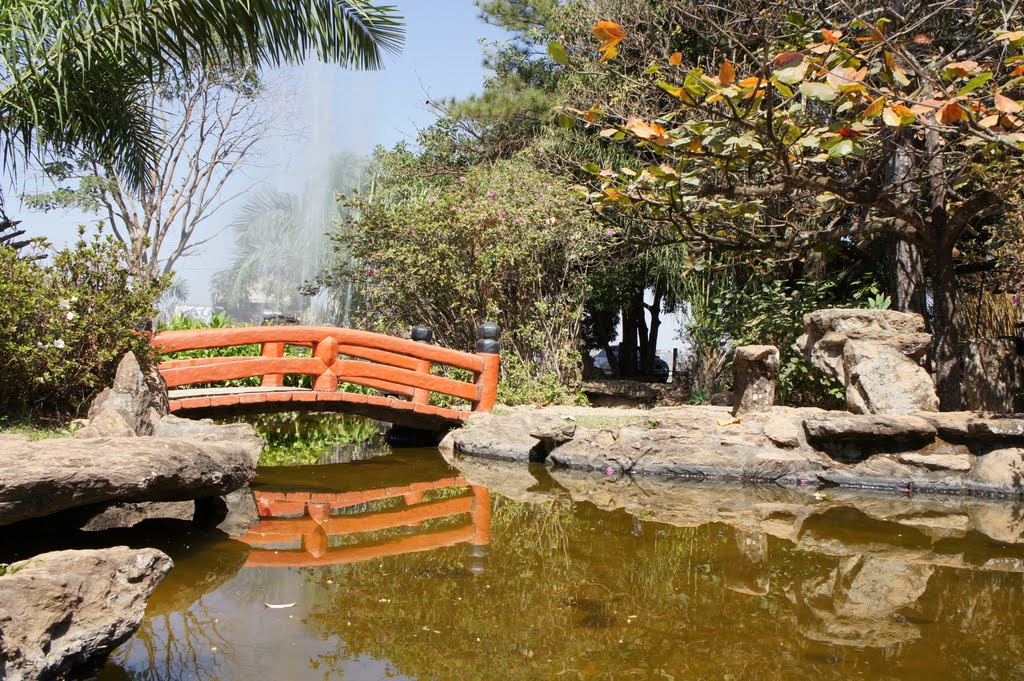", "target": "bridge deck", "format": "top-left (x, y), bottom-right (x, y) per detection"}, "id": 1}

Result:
top-left (167, 386), bottom-right (471, 431)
